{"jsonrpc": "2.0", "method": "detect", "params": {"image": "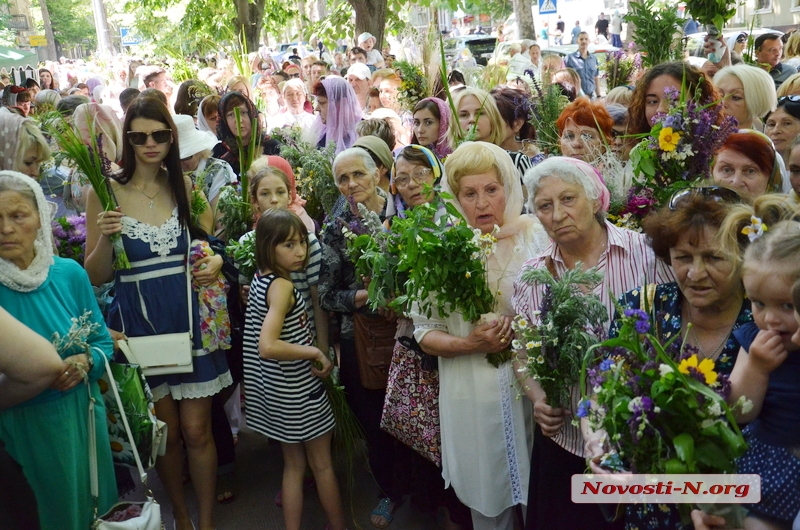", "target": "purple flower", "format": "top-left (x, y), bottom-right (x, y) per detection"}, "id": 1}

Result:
top-left (576, 399), bottom-right (591, 418)
top-left (599, 358), bottom-right (614, 371)
top-left (624, 308), bottom-right (651, 334)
